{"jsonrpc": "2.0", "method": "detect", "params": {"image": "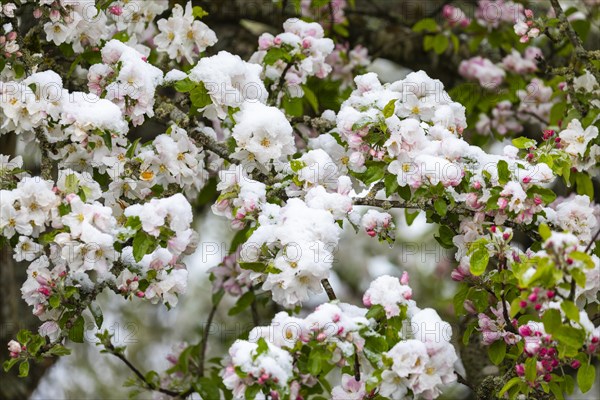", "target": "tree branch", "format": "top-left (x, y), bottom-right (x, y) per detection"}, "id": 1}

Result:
top-left (198, 294), bottom-right (222, 378)
top-left (321, 279), bottom-right (337, 300)
top-left (104, 342), bottom-right (190, 398)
